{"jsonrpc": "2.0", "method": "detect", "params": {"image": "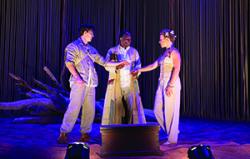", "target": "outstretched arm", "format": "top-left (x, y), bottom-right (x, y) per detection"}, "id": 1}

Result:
top-left (139, 61), bottom-right (158, 72)
top-left (104, 49), bottom-right (130, 71)
top-left (131, 60), bottom-right (158, 76)
top-left (92, 49), bottom-right (129, 68)
top-left (105, 60), bottom-right (129, 67)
